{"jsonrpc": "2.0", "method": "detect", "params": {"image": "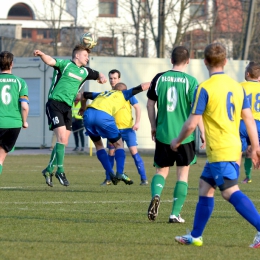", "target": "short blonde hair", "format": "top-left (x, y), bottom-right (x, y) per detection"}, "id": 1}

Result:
top-left (204, 43), bottom-right (226, 68)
